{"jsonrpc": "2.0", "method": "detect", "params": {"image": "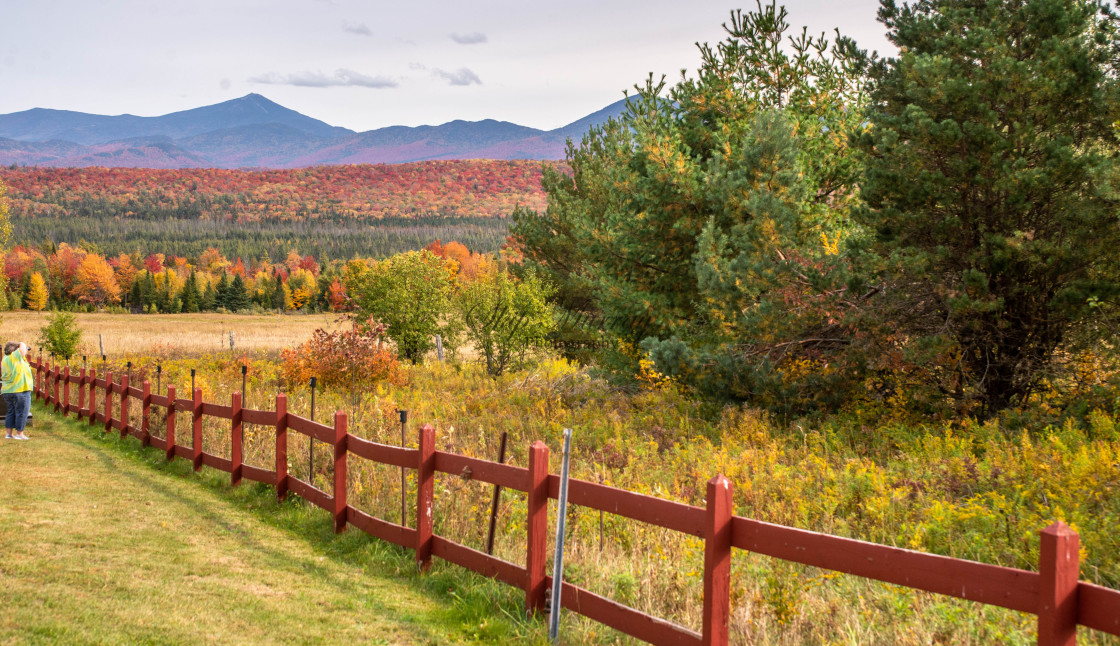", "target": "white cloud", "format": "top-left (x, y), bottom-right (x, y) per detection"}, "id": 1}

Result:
top-left (433, 67), bottom-right (482, 86)
top-left (450, 32), bottom-right (488, 45)
top-left (343, 22), bottom-right (372, 36)
top-left (250, 69), bottom-right (397, 89)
